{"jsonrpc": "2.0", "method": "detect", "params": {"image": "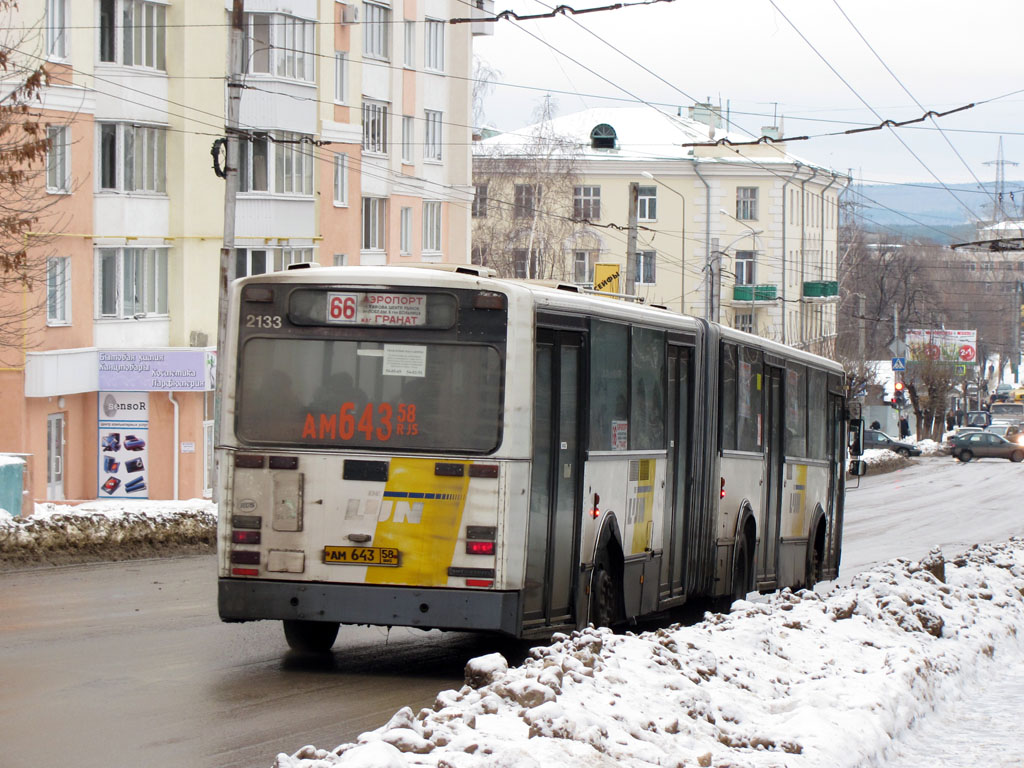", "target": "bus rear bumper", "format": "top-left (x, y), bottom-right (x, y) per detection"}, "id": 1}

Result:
top-left (218, 578), bottom-right (521, 636)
